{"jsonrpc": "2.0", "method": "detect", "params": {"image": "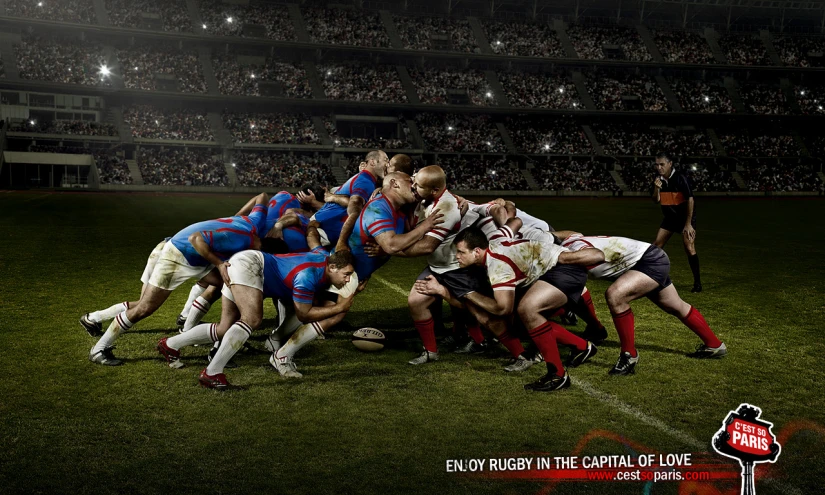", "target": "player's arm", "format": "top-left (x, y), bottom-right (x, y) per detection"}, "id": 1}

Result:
top-left (414, 276), bottom-right (465, 308)
top-left (463, 290), bottom-right (515, 317)
top-left (293, 294), bottom-right (355, 323)
top-left (189, 232), bottom-right (231, 285)
top-left (372, 211), bottom-right (444, 255)
top-left (296, 190), bottom-right (325, 211)
top-left (551, 230), bottom-right (582, 241)
top-left (235, 192), bottom-right (269, 216)
top-left (267, 211), bottom-right (303, 239)
top-left (652, 177), bottom-right (662, 203)
top-left (334, 195), bottom-right (367, 253)
top-left (394, 235), bottom-right (441, 258)
top-left (558, 248), bottom-right (605, 266)
top-left (325, 189), bottom-right (352, 208)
